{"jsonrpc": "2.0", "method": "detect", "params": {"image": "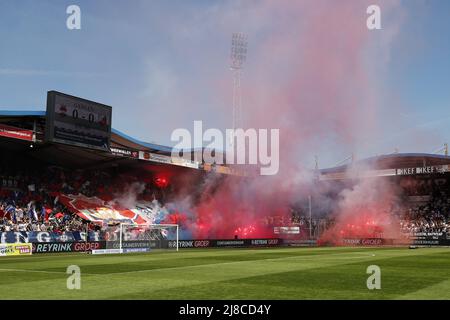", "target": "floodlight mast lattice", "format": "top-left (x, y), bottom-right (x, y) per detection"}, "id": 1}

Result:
top-left (229, 32), bottom-right (248, 148)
